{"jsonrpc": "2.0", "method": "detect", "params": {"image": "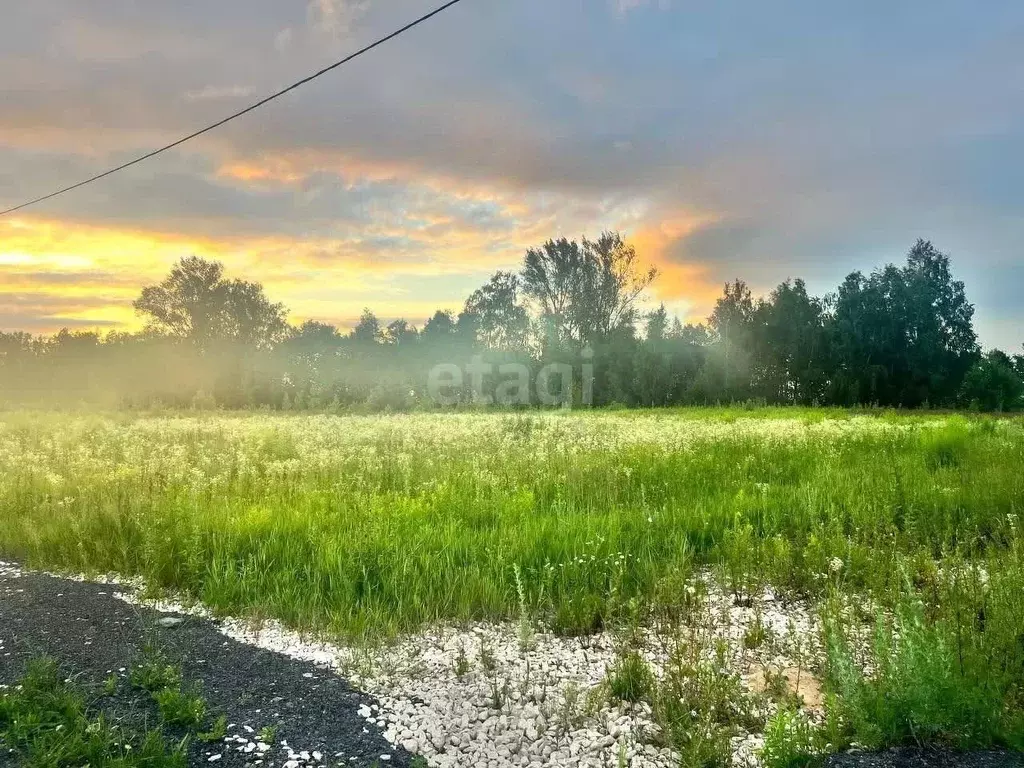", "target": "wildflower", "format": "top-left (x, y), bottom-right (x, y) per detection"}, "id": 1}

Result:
top-left (828, 557), bottom-right (843, 574)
